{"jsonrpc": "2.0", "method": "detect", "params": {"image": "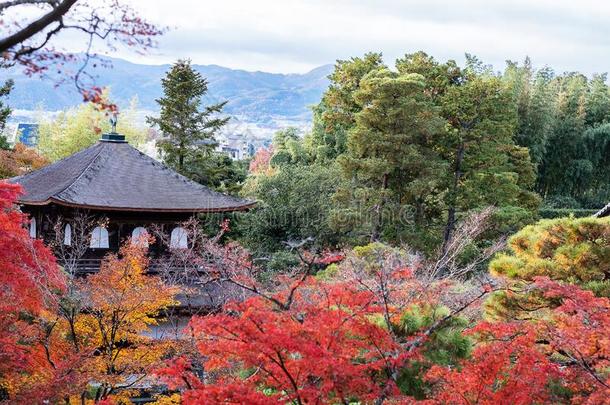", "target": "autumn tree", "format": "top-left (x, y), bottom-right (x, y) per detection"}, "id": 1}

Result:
top-left (248, 145), bottom-right (274, 176)
top-left (0, 0), bottom-right (164, 105)
top-left (155, 235), bottom-right (491, 404)
top-left (154, 218), bottom-right (609, 404)
top-left (428, 278), bottom-right (610, 404)
top-left (0, 182), bottom-right (65, 400)
top-left (9, 238), bottom-right (178, 403)
top-left (73, 240), bottom-right (177, 401)
top-left (147, 59), bottom-right (228, 180)
top-left (0, 143), bottom-right (49, 178)
top-left (425, 218), bottom-right (610, 403)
